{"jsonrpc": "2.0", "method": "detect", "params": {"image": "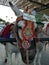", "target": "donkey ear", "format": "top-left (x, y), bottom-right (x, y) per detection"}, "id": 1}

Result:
top-left (9, 1), bottom-right (23, 16)
top-left (9, 2), bottom-right (13, 7)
